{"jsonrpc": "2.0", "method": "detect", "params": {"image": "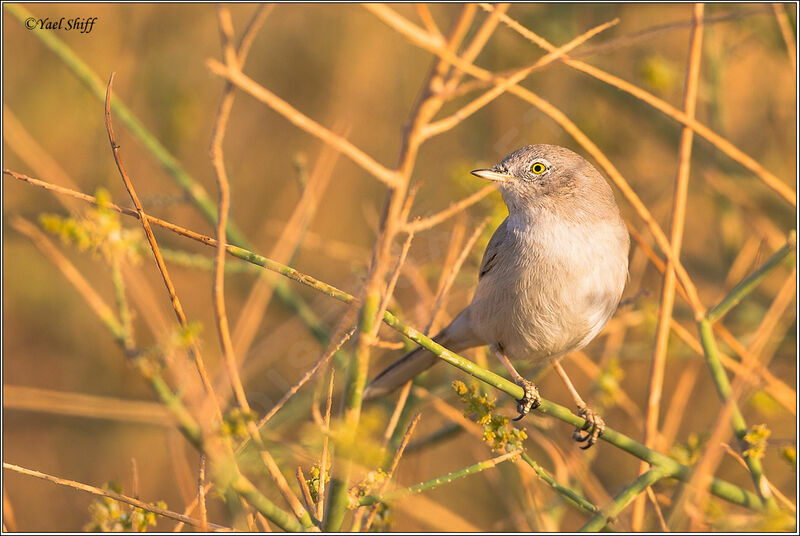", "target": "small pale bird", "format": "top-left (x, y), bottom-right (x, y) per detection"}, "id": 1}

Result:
top-left (363, 144), bottom-right (630, 447)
